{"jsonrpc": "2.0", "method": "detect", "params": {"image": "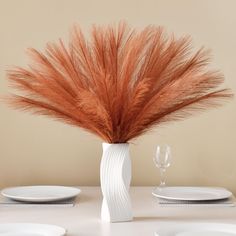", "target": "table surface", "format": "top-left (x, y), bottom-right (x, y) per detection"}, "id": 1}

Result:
top-left (0, 187), bottom-right (236, 236)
